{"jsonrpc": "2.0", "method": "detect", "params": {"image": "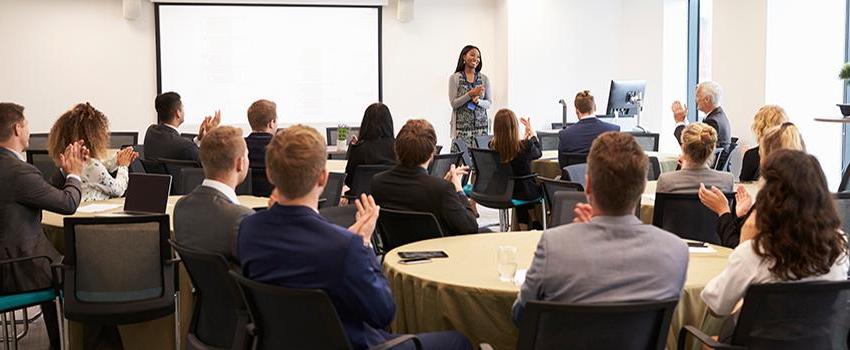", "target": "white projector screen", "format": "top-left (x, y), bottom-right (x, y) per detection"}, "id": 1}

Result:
top-left (156, 4), bottom-right (381, 128)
